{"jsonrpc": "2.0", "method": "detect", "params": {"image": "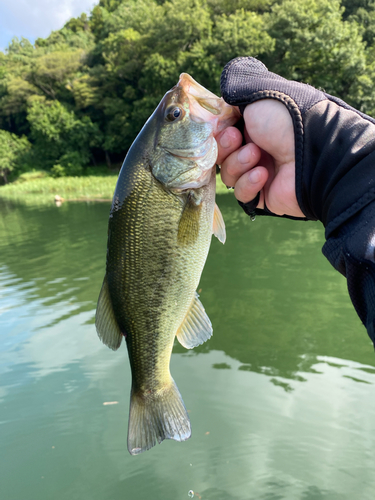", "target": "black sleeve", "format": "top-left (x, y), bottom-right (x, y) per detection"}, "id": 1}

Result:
top-left (322, 201), bottom-right (375, 346)
top-left (221, 57), bottom-right (375, 346)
